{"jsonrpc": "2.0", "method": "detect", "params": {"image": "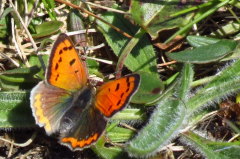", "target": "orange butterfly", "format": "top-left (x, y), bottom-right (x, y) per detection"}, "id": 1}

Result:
top-left (30, 33), bottom-right (140, 150)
